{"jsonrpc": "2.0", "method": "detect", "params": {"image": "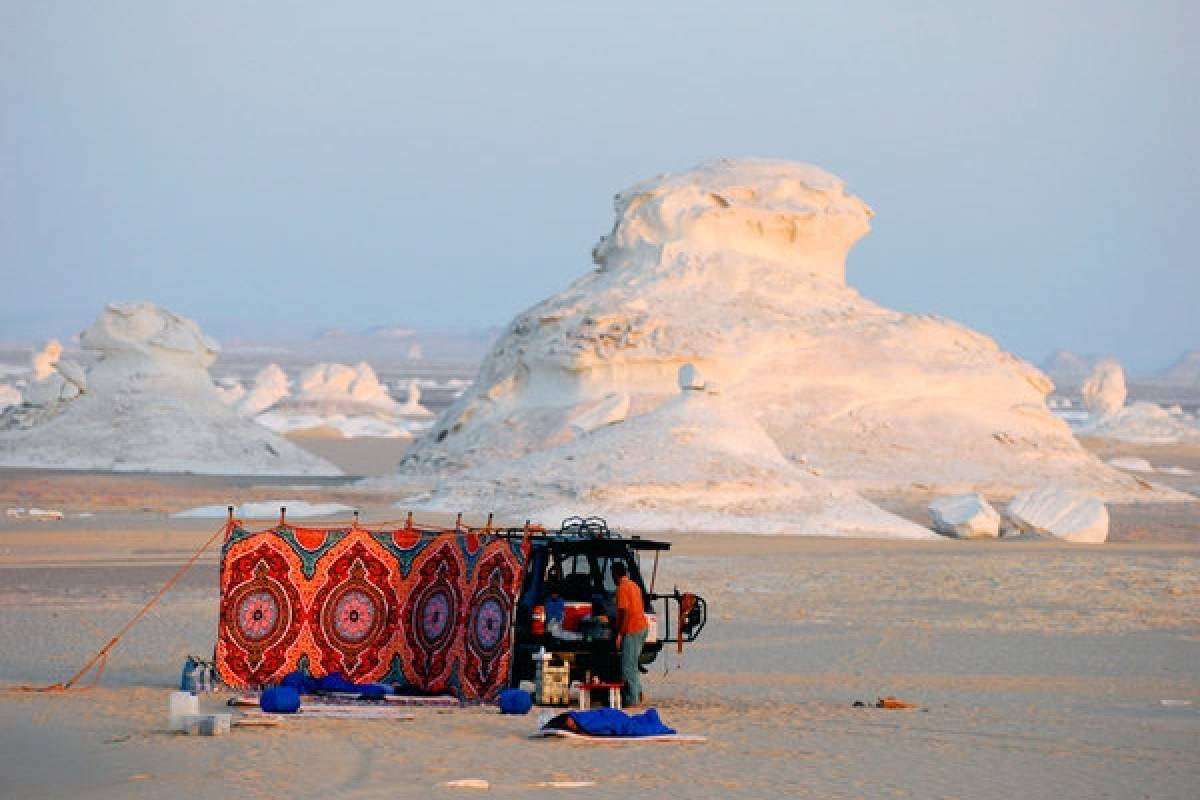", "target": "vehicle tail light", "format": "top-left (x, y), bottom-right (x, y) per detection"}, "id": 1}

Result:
top-left (532, 605), bottom-right (546, 635)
